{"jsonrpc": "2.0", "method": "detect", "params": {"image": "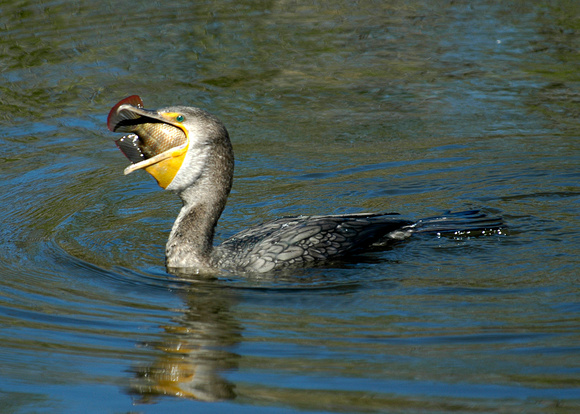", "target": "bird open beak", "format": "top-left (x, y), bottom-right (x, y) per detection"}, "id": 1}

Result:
top-left (107, 95), bottom-right (189, 189)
